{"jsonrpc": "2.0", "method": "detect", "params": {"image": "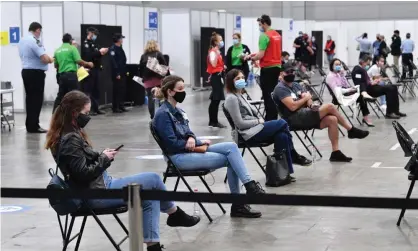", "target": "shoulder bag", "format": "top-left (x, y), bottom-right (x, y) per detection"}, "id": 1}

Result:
top-left (265, 150), bottom-right (291, 187)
